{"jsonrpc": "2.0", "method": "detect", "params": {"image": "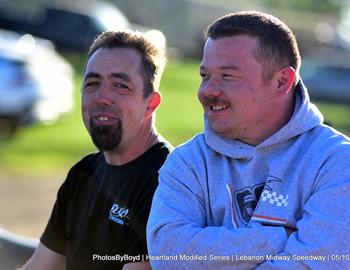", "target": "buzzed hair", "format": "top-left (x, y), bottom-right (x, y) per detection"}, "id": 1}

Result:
top-left (88, 30), bottom-right (166, 97)
top-left (205, 11), bottom-right (301, 85)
